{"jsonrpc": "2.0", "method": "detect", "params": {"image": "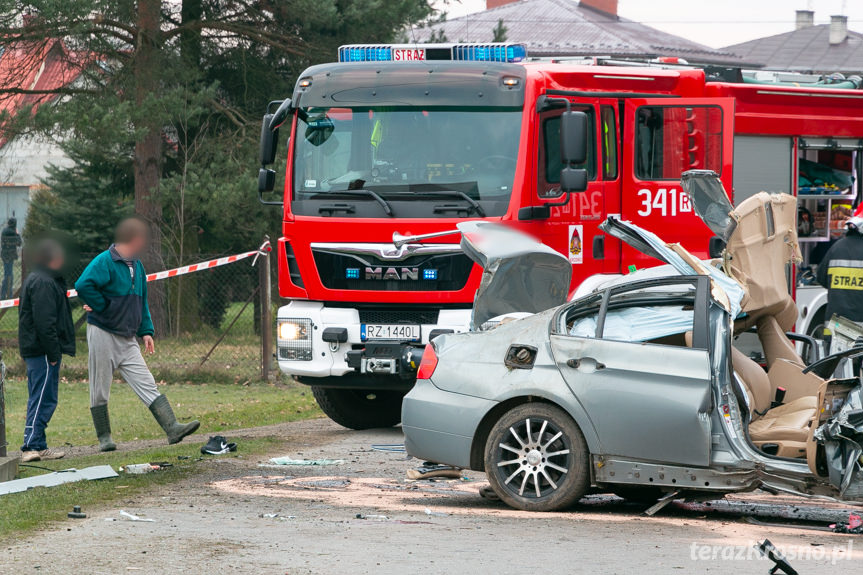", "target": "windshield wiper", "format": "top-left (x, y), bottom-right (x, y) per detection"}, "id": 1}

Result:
top-left (331, 189), bottom-right (394, 216)
top-left (418, 190), bottom-right (486, 217)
